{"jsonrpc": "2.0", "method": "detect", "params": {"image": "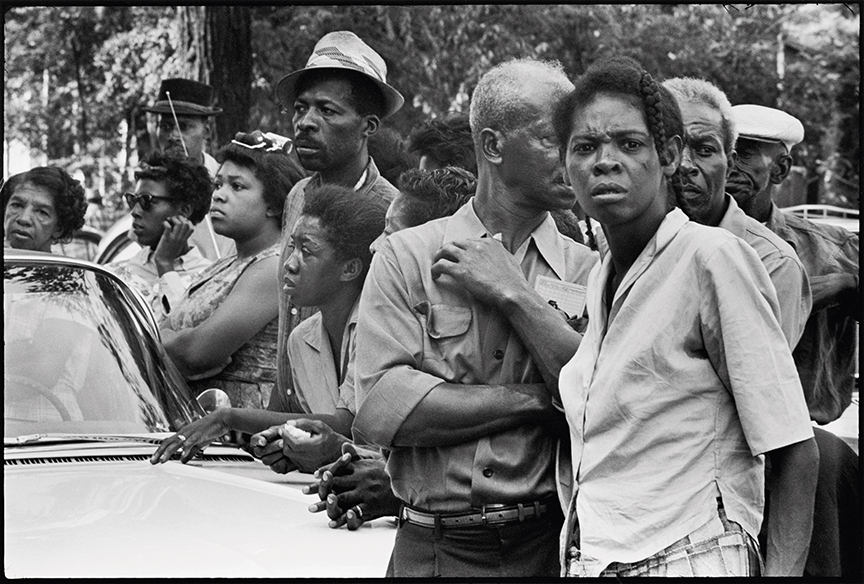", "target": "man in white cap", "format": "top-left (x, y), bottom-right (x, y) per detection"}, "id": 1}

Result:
top-left (729, 104), bottom-right (858, 424)
top-left (352, 59), bottom-right (598, 576)
top-left (265, 31), bottom-right (402, 415)
top-left (730, 104), bottom-right (860, 579)
top-left (663, 78), bottom-right (811, 348)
